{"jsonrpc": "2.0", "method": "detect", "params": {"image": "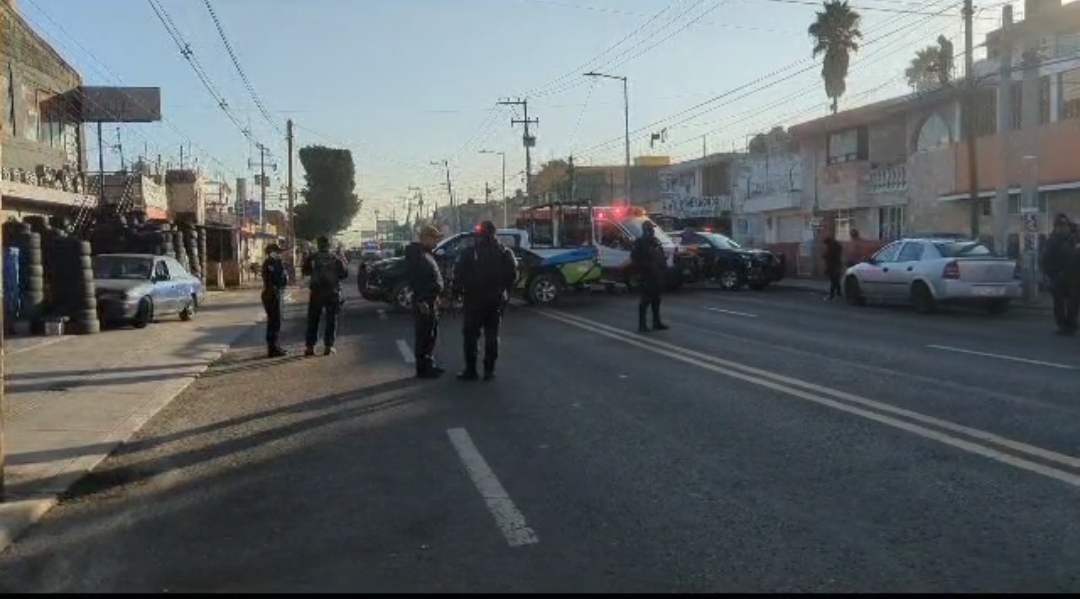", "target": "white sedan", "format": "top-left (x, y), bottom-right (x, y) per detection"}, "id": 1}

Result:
top-left (843, 237), bottom-right (1021, 314)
